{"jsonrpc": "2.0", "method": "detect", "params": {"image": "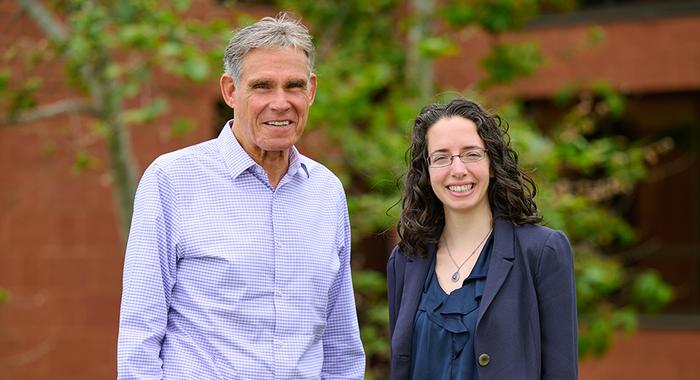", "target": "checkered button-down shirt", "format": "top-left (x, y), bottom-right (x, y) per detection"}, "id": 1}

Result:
top-left (118, 122), bottom-right (365, 379)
